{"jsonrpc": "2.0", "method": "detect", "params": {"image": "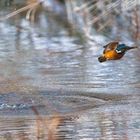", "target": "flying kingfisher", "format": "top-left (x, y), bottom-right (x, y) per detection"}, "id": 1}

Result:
top-left (98, 42), bottom-right (138, 62)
